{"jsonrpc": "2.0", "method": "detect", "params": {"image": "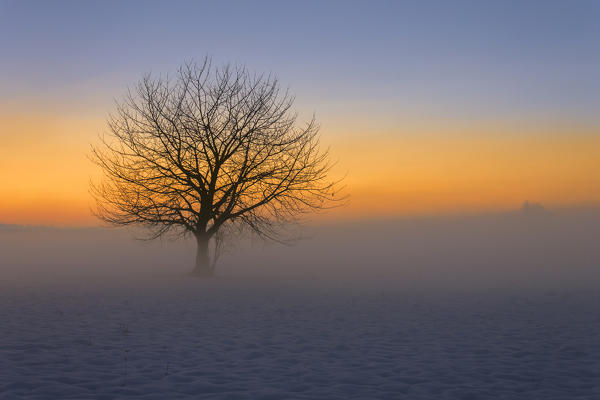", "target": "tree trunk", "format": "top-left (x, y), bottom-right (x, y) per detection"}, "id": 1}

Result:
top-left (192, 233), bottom-right (213, 277)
